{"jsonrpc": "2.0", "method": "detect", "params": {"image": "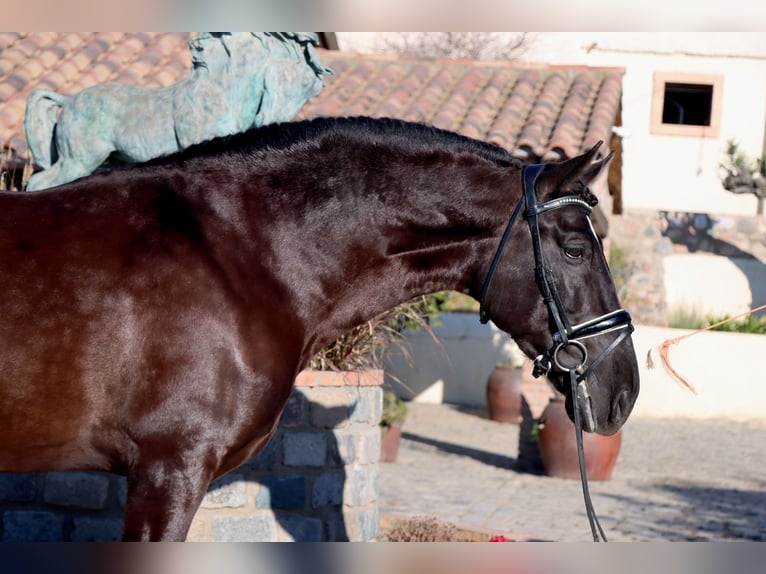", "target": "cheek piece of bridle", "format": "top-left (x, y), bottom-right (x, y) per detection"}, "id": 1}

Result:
top-left (478, 163), bottom-right (634, 542)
